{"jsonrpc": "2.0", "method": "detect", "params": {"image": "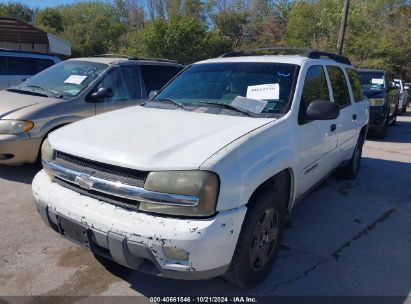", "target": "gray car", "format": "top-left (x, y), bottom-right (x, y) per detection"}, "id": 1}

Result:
top-left (0, 56), bottom-right (184, 165)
